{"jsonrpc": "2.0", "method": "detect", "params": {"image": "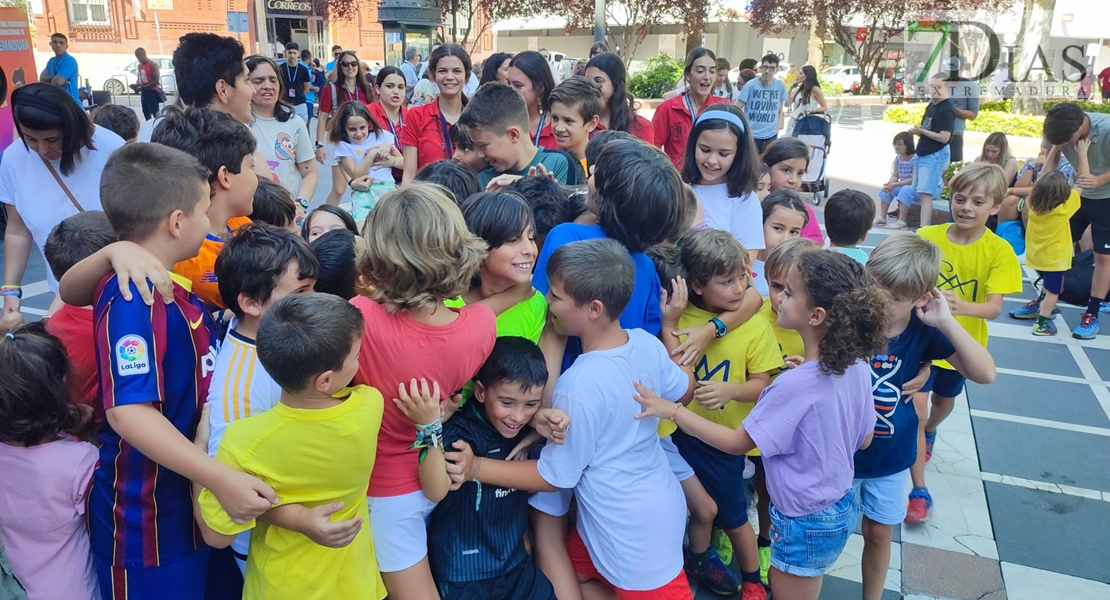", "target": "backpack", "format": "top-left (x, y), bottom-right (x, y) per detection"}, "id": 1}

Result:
top-left (1059, 250), bottom-right (1095, 307)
